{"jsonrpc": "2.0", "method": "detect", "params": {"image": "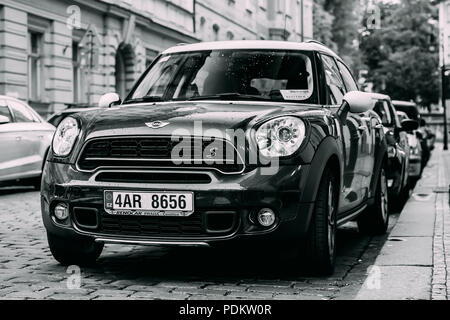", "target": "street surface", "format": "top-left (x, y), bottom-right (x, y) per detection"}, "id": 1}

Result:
top-left (0, 182), bottom-right (400, 300)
